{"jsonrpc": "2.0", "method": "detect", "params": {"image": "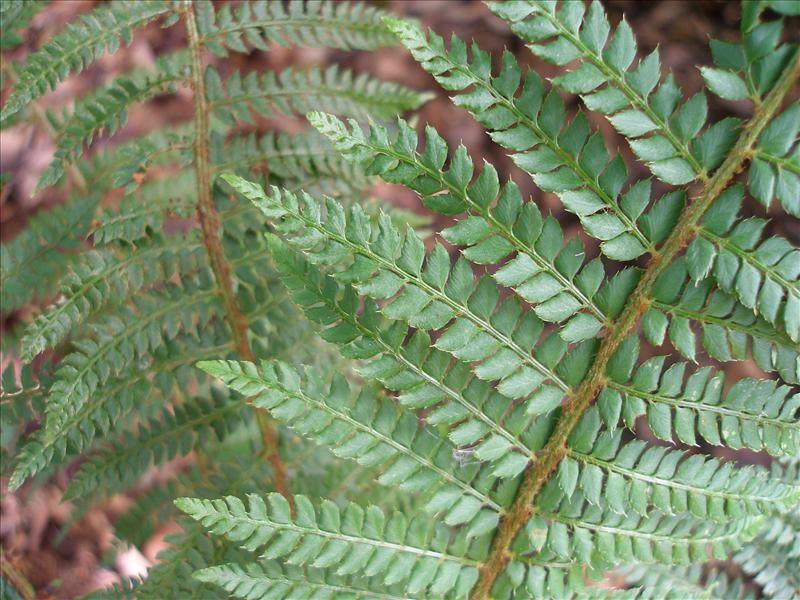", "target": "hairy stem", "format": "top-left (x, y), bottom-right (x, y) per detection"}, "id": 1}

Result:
top-left (183, 2), bottom-right (288, 500)
top-left (469, 48), bottom-right (800, 600)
